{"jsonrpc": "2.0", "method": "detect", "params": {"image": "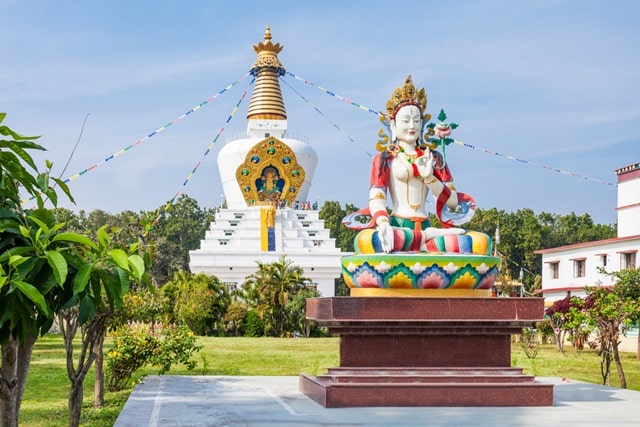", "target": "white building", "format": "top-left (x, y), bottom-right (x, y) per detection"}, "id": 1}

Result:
top-left (536, 162), bottom-right (640, 302)
top-left (535, 162), bottom-right (639, 351)
top-left (188, 27), bottom-right (344, 297)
